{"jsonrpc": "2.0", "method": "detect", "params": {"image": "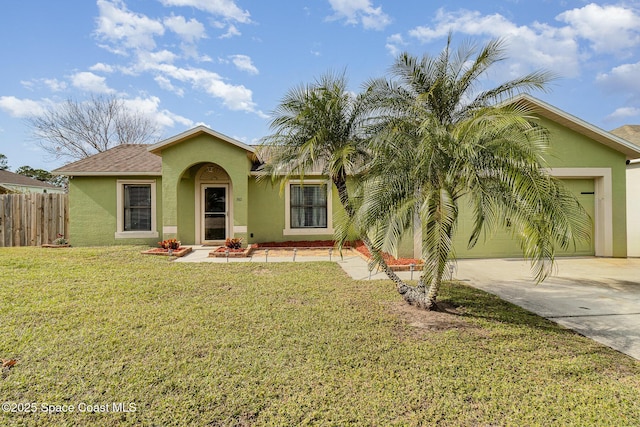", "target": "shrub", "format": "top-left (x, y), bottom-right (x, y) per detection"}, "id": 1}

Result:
top-left (225, 238), bottom-right (243, 249)
top-left (158, 239), bottom-right (180, 250)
